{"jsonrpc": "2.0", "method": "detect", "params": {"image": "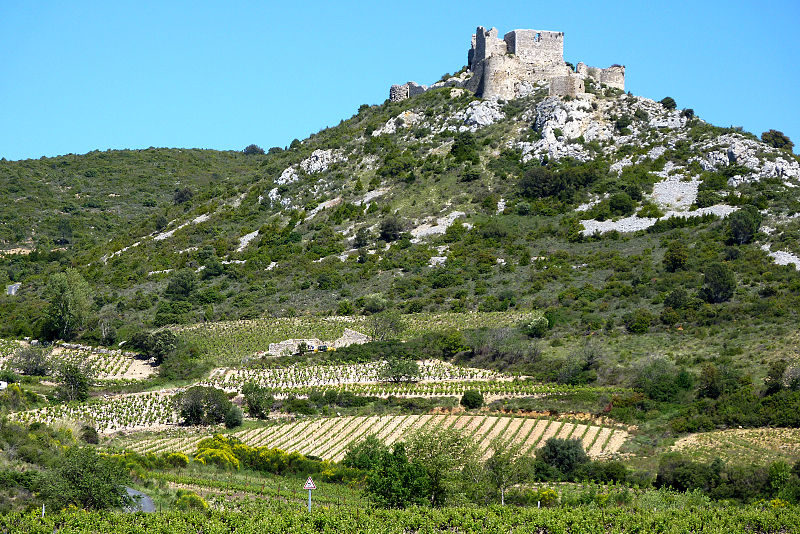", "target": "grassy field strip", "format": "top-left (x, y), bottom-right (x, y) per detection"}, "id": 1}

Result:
top-left (272, 420), bottom-right (320, 452)
top-left (292, 418), bottom-right (342, 456)
top-left (537, 420), bottom-right (562, 449)
top-left (505, 417), bottom-right (526, 443)
top-left (460, 415), bottom-right (486, 435)
top-left (475, 417), bottom-right (505, 453)
top-left (672, 428), bottom-right (800, 464)
top-left (582, 425), bottom-right (600, 450)
top-left (515, 418), bottom-right (538, 449)
top-left (374, 414), bottom-right (408, 441)
top-left (573, 424), bottom-right (589, 443)
top-left (265, 420), bottom-right (314, 451)
top-left (328, 417), bottom-right (384, 462)
top-left (605, 429), bottom-right (629, 454)
top-left (284, 418), bottom-right (350, 452)
top-left (236, 426), bottom-right (277, 448)
top-left (255, 419), bottom-right (308, 447)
